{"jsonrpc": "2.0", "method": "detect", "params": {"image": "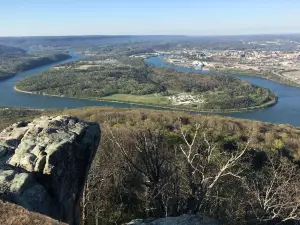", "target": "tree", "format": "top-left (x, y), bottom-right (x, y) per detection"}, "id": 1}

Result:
top-left (243, 154), bottom-right (300, 223)
top-left (107, 126), bottom-right (174, 218)
top-left (176, 119), bottom-right (250, 213)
